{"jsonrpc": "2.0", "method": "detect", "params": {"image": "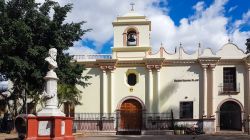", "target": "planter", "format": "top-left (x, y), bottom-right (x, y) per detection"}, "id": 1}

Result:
top-left (180, 129), bottom-right (185, 135)
top-left (174, 129), bottom-right (181, 135)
